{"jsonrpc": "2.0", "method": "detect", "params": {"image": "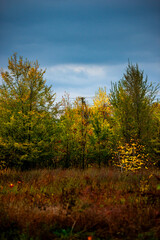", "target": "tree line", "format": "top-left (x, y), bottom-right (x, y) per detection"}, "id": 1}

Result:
top-left (0, 54), bottom-right (160, 170)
